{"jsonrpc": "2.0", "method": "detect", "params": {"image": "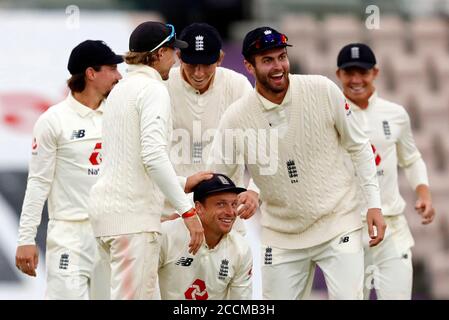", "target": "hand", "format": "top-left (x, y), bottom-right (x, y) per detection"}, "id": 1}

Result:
top-left (236, 190), bottom-right (259, 219)
top-left (183, 214), bottom-right (204, 255)
top-left (415, 198), bottom-right (435, 225)
top-left (366, 208), bottom-right (386, 247)
top-left (15, 245), bottom-right (38, 277)
top-left (185, 171), bottom-right (214, 193)
top-left (161, 213), bottom-right (181, 223)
